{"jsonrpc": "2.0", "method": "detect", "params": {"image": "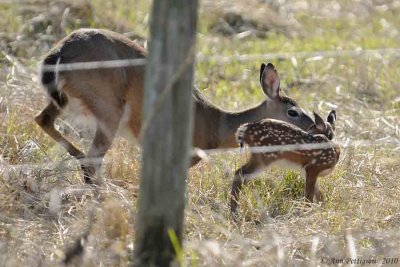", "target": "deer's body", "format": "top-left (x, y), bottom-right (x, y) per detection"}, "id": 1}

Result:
top-left (230, 111), bottom-right (339, 217)
top-left (35, 28), bottom-right (314, 183)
